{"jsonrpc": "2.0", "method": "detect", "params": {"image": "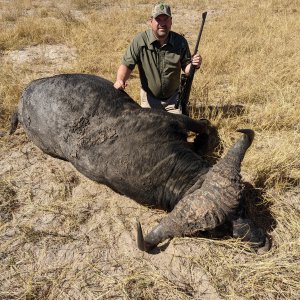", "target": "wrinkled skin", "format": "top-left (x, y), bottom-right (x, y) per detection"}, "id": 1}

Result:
top-left (14, 74), bottom-right (269, 252)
